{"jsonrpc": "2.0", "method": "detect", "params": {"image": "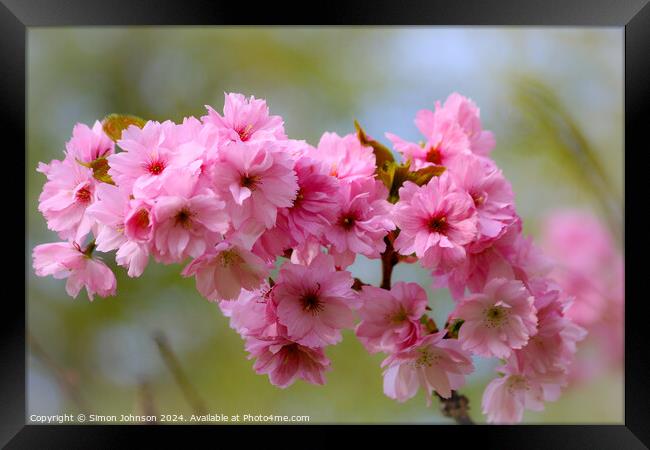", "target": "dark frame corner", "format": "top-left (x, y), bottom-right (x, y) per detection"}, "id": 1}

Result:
top-left (3, 0), bottom-right (649, 447)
